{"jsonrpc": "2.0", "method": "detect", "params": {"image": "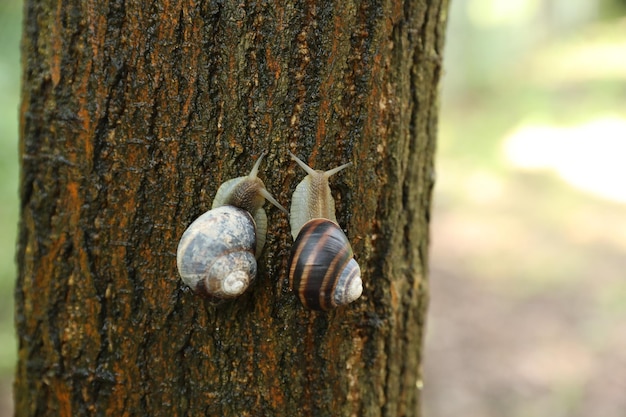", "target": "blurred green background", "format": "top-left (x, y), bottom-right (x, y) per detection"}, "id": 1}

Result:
top-left (0, 0), bottom-right (21, 414)
top-left (1, 0), bottom-right (625, 415)
top-left (424, 1), bottom-right (626, 417)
